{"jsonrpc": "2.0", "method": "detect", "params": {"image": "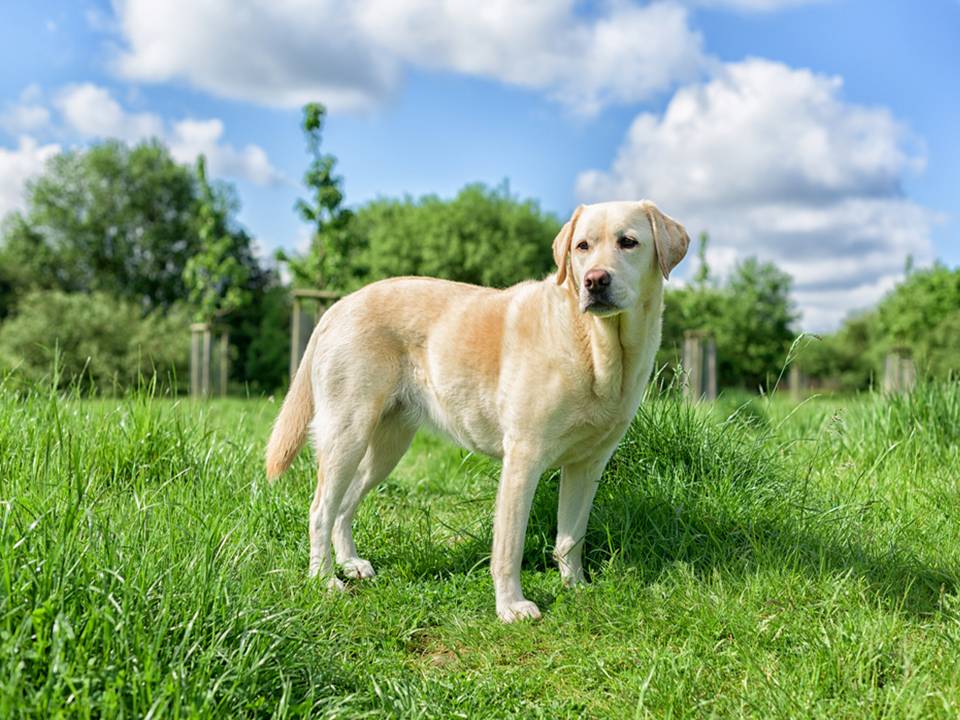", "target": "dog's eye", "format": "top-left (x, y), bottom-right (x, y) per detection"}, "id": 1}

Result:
top-left (618, 237), bottom-right (639, 249)
top-left (576, 241), bottom-right (590, 251)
